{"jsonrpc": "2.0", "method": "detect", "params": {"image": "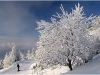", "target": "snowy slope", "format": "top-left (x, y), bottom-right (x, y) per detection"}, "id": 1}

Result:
top-left (1, 54), bottom-right (100, 75)
top-left (60, 54), bottom-right (100, 75)
top-left (0, 59), bottom-right (34, 74)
